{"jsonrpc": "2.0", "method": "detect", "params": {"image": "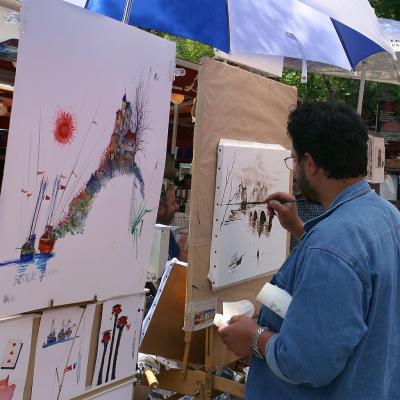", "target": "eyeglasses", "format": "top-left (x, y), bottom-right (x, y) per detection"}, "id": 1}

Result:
top-left (284, 156), bottom-right (294, 170)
